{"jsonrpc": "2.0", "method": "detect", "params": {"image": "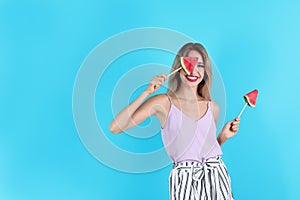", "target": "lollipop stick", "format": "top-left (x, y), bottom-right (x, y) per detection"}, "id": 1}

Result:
top-left (238, 103), bottom-right (247, 118)
top-left (167, 67), bottom-right (181, 79)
